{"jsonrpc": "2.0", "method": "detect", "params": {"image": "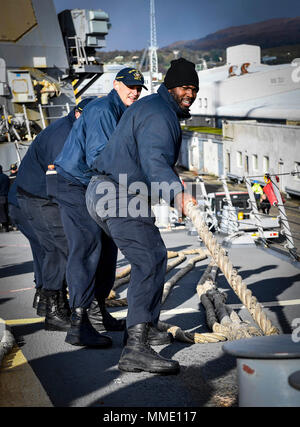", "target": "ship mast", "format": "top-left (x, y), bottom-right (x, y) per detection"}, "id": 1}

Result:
top-left (149, 0), bottom-right (158, 92)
